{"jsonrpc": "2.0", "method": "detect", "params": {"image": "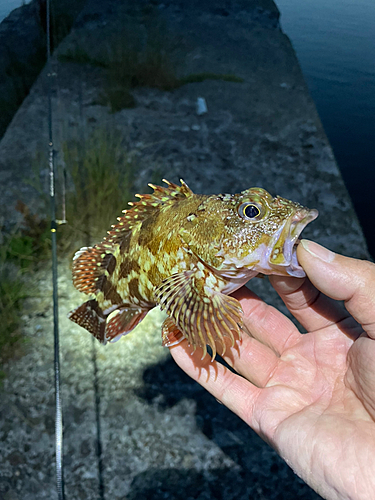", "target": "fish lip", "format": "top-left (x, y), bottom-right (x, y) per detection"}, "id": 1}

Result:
top-left (289, 208), bottom-right (318, 247)
top-left (271, 208), bottom-right (319, 277)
